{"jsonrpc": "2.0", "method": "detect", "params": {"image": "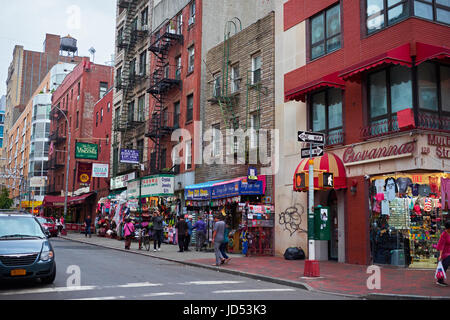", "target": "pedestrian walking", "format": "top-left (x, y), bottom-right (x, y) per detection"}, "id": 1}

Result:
top-left (219, 222), bottom-right (231, 264)
top-left (185, 215), bottom-right (193, 251)
top-left (193, 215), bottom-right (206, 251)
top-left (84, 215), bottom-right (92, 238)
top-left (123, 218), bottom-right (135, 250)
top-left (175, 216), bottom-right (188, 252)
top-left (436, 220), bottom-right (450, 287)
top-left (151, 210), bottom-right (164, 252)
top-left (212, 215), bottom-right (226, 266)
top-left (56, 216), bottom-right (63, 235)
